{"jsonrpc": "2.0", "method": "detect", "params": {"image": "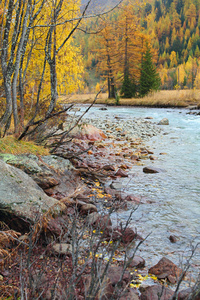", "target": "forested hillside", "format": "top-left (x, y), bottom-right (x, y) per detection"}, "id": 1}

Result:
top-left (145, 0), bottom-right (200, 89)
top-left (78, 0), bottom-right (200, 92)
